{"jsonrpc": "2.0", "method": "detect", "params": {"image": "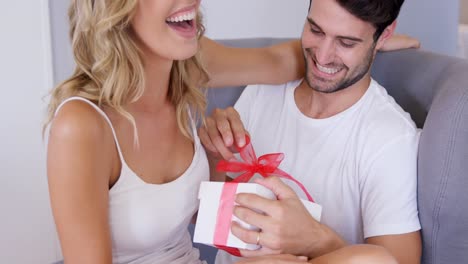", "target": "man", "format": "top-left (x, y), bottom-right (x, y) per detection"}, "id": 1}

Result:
top-left (199, 0), bottom-right (422, 263)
